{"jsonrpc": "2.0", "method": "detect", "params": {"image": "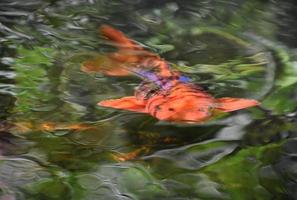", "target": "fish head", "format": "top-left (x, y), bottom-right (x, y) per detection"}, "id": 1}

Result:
top-left (147, 95), bottom-right (216, 123)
